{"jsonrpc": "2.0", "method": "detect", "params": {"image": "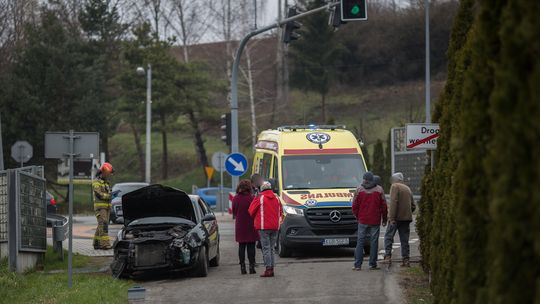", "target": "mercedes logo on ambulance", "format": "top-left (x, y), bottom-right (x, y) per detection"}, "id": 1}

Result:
top-left (329, 210), bottom-right (342, 223)
top-left (306, 132), bottom-right (331, 144)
